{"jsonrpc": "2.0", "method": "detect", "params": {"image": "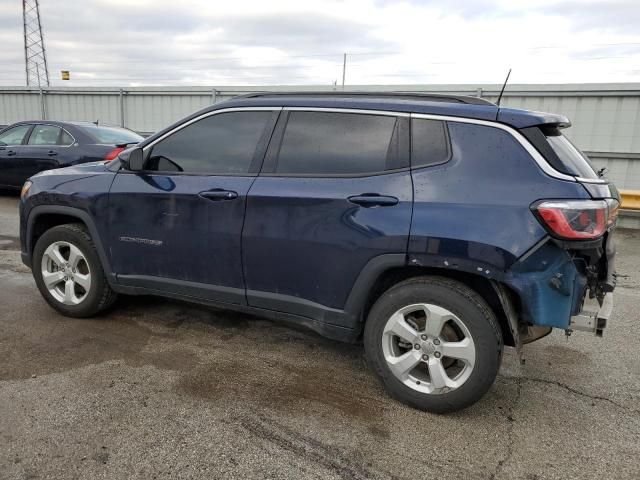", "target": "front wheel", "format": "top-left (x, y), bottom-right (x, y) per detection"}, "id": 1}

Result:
top-left (32, 223), bottom-right (116, 317)
top-left (364, 276), bottom-right (503, 413)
